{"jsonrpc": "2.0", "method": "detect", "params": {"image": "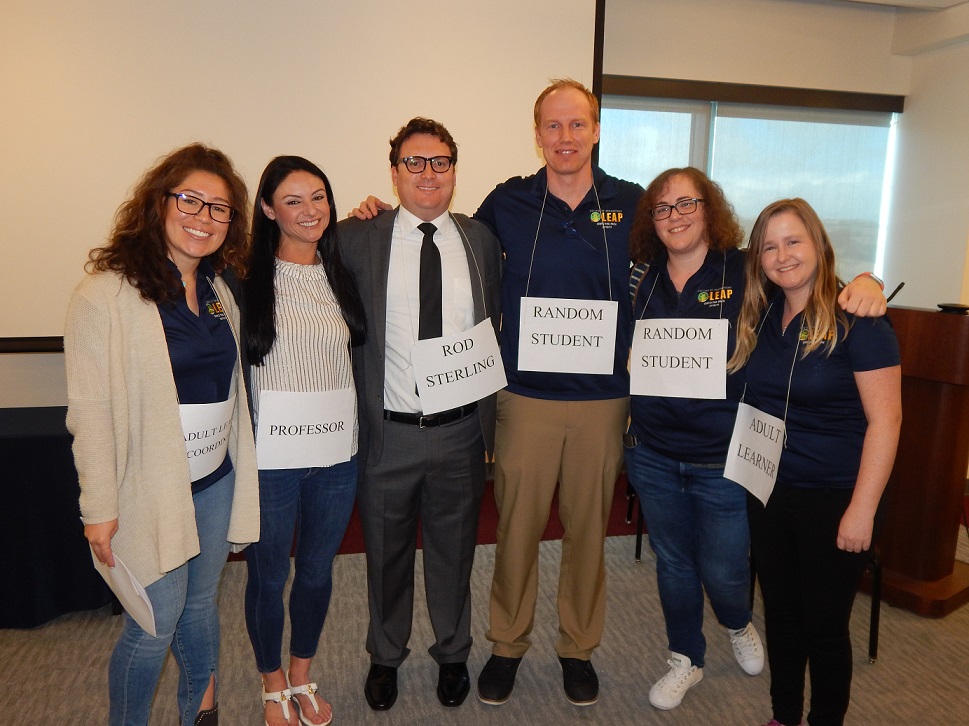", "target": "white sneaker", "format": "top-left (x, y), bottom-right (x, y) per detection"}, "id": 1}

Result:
top-left (648, 652), bottom-right (703, 710)
top-left (728, 622), bottom-right (764, 675)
